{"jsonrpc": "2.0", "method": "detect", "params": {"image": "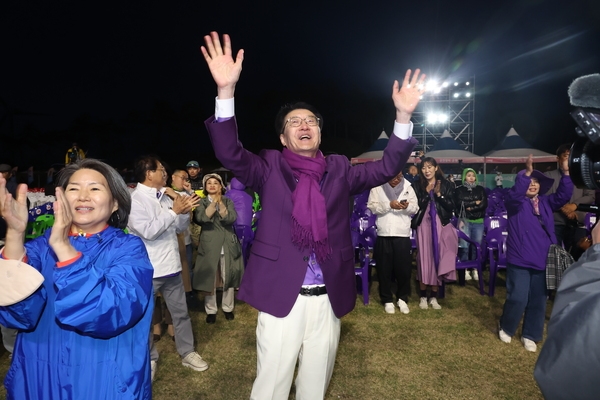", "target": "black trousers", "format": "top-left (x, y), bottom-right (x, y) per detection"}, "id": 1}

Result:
top-left (373, 236), bottom-right (412, 304)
